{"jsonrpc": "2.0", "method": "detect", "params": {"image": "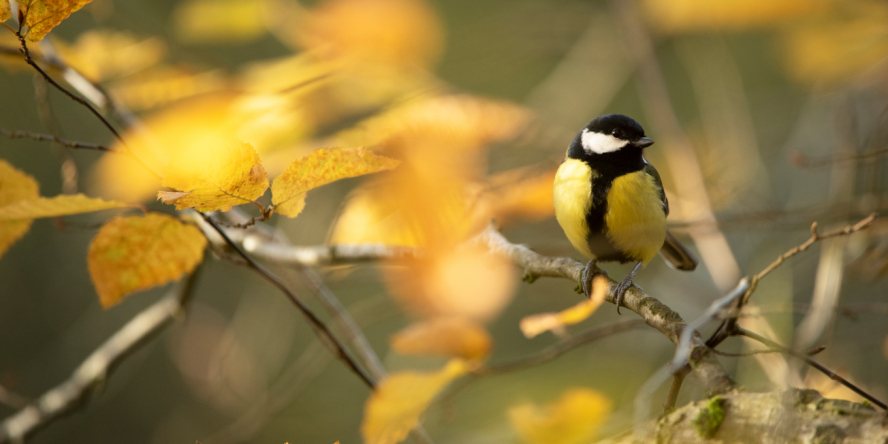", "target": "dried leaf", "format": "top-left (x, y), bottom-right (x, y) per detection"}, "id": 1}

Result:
top-left (1, 0), bottom-right (11, 22)
top-left (159, 138), bottom-right (269, 212)
top-left (19, 0), bottom-right (95, 42)
top-left (362, 359), bottom-right (469, 444)
top-left (508, 387), bottom-right (612, 444)
top-left (0, 194), bottom-right (133, 220)
top-left (88, 213), bottom-right (206, 307)
top-left (271, 147), bottom-right (398, 217)
top-left (520, 275), bottom-right (609, 338)
top-left (391, 317), bottom-right (492, 361)
top-left (0, 159), bottom-right (39, 259)
top-left (175, 0), bottom-right (268, 43)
